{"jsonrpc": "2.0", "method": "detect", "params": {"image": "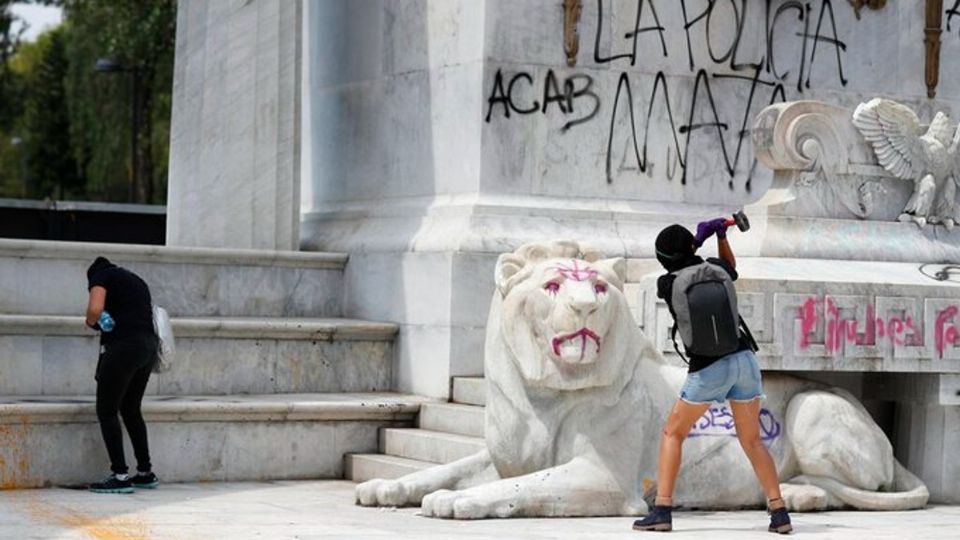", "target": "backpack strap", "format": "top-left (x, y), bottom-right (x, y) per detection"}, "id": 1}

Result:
top-left (739, 315), bottom-right (759, 353)
top-left (670, 322), bottom-right (689, 364)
